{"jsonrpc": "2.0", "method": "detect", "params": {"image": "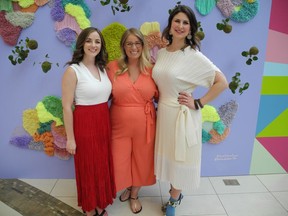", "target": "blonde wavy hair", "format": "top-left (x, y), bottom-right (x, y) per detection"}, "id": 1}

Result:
top-left (115, 28), bottom-right (152, 78)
